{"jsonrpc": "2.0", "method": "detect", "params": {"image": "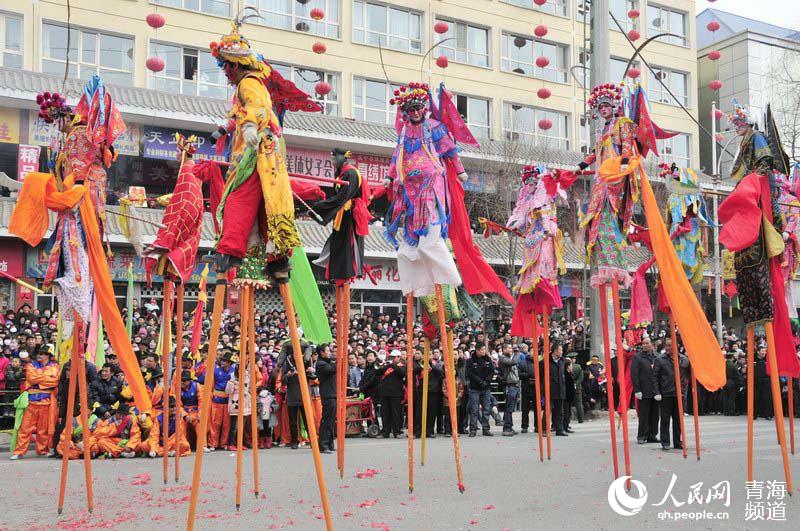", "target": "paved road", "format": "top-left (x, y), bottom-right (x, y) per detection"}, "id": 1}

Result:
top-left (0, 414), bottom-right (797, 530)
